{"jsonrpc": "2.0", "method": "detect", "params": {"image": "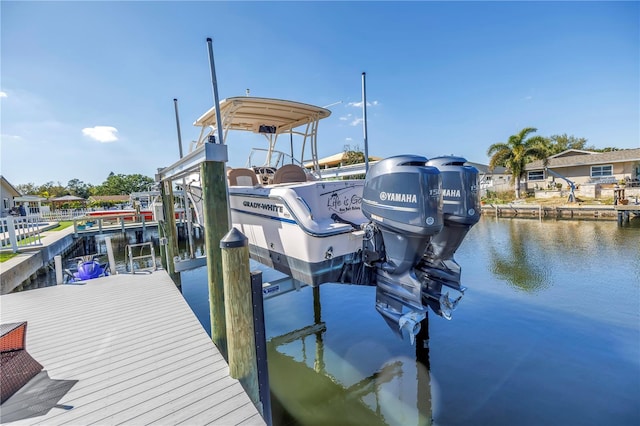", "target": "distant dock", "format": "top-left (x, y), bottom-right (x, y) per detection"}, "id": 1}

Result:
top-left (481, 203), bottom-right (640, 221)
top-left (0, 270), bottom-right (265, 425)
